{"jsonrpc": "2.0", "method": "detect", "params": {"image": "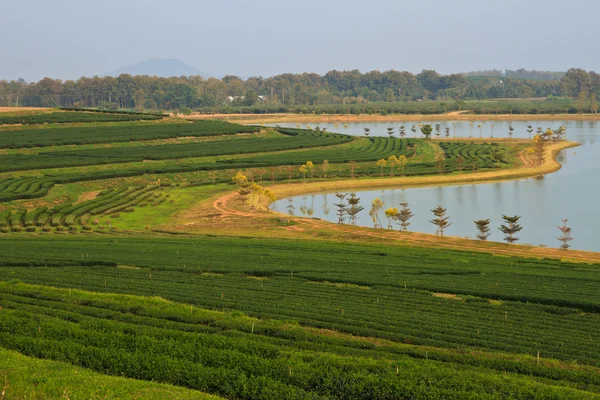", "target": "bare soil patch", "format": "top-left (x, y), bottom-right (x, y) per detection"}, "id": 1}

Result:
top-left (75, 190), bottom-right (101, 204)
